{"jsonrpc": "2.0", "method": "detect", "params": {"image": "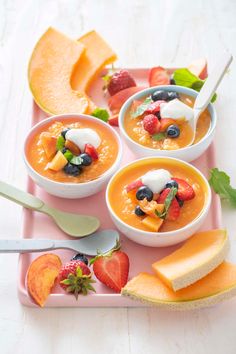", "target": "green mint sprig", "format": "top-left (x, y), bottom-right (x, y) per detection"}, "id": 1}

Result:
top-left (155, 187), bottom-right (178, 219)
